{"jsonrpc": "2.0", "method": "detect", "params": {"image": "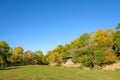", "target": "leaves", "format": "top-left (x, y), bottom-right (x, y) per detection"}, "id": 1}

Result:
top-left (22, 50), bottom-right (34, 65)
top-left (90, 29), bottom-right (115, 47)
top-left (1, 23), bottom-right (120, 68)
top-left (113, 30), bottom-right (120, 56)
top-left (13, 46), bottom-right (24, 56)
